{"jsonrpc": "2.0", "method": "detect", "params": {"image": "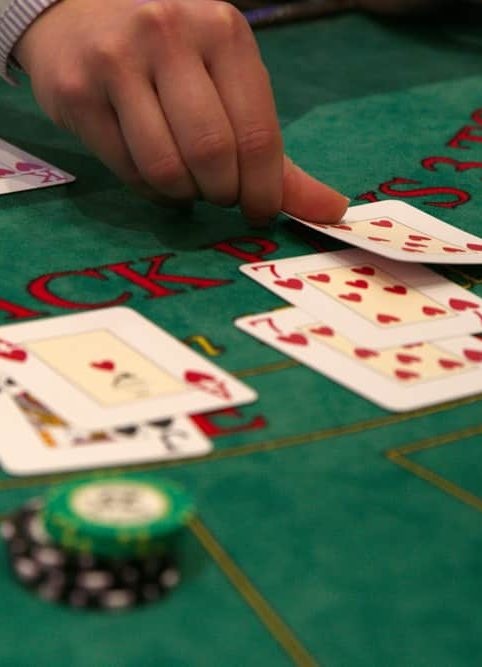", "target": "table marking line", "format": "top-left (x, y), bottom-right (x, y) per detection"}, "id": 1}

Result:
top-left (0, 393), bottom-right (481, 493)
top-left (387, 422), bottom-right (482, 458)
top-left (234, 359), bottom-right (299, 378)
top-left (386, 423), bottom-right (482, 514)
top-left (189, 516), bottom-right (320, 667)
top-left (389, 455), bottom-right (482, 514)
